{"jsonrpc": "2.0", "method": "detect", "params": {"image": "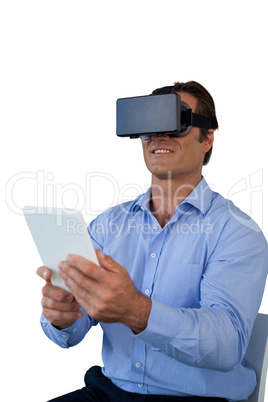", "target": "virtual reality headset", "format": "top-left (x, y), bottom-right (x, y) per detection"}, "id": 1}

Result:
top-left (116, 85), bottom-right (213, 139)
